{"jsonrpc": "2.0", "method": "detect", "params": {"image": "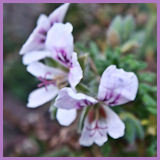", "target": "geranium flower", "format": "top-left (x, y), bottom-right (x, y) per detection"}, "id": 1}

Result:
top-left (22, 22), bottom-right (74, 65)
top-left (54, 65), bottom-right (138, 145)
top-left (20, 3), bottom-right (70, 55)
top-left (25, 23), bottom-right (82, 108)
top-left (26, 49), bottom-right (82, 108)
